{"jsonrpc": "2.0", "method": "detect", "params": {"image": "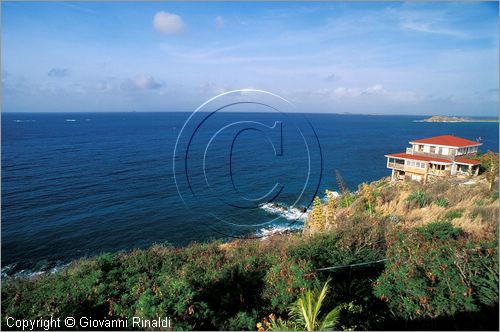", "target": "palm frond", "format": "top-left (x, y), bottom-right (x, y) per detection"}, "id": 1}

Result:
top-left (287, 279), bottom-right (340, 331)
